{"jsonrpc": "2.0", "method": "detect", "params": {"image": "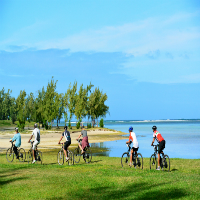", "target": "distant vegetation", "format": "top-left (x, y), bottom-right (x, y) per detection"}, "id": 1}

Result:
top-left (0, 77), bottom-right (109, 131)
